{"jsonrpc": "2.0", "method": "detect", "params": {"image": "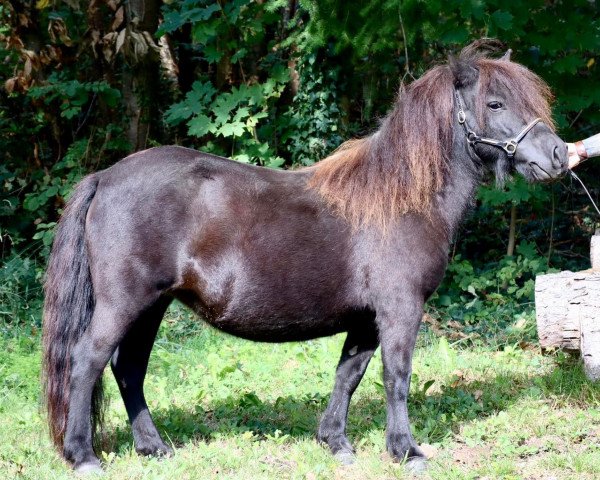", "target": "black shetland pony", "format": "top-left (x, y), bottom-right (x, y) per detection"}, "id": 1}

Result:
top-left (43, 41), bottom-right (567, 473)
